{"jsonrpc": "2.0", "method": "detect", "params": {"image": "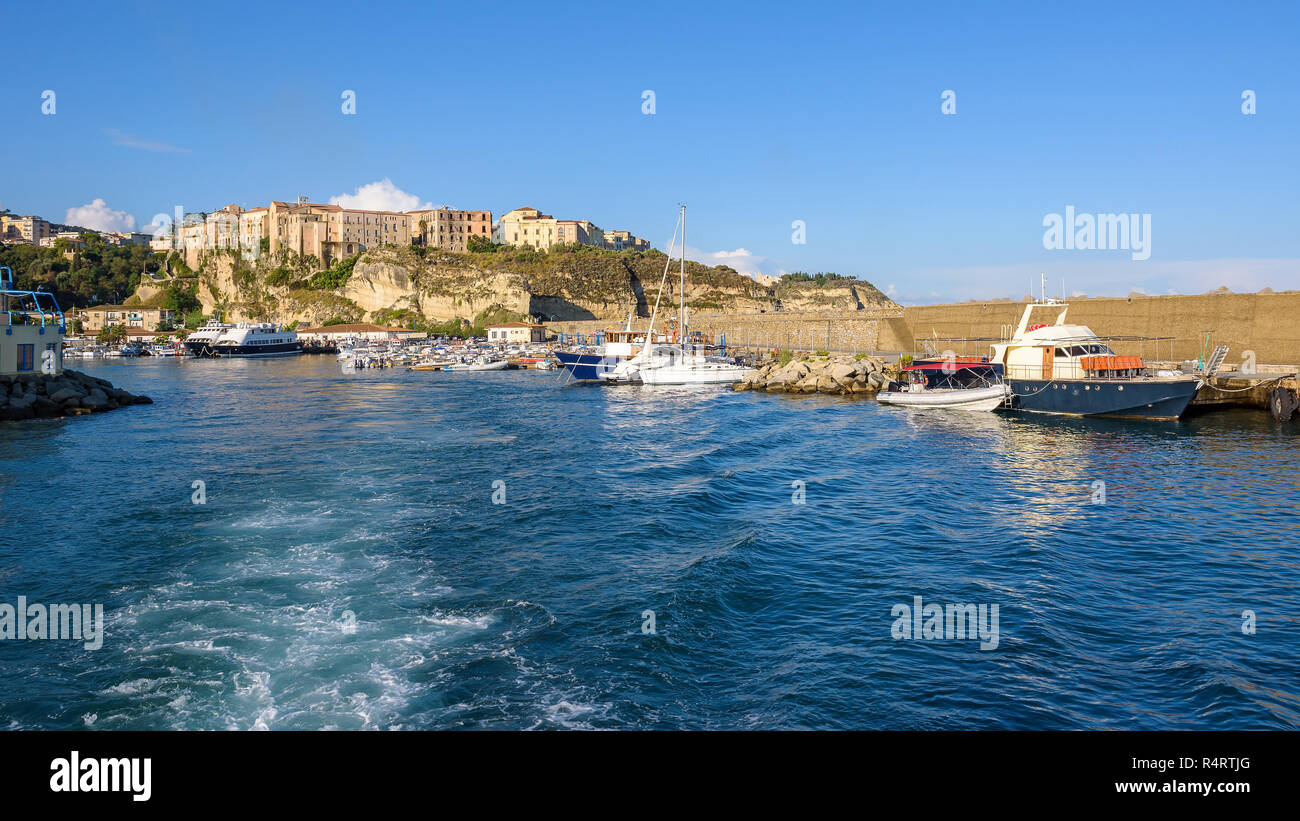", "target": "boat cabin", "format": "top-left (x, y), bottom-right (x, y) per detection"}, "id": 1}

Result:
top-left (989, 300), bottom-right (1141, 381)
